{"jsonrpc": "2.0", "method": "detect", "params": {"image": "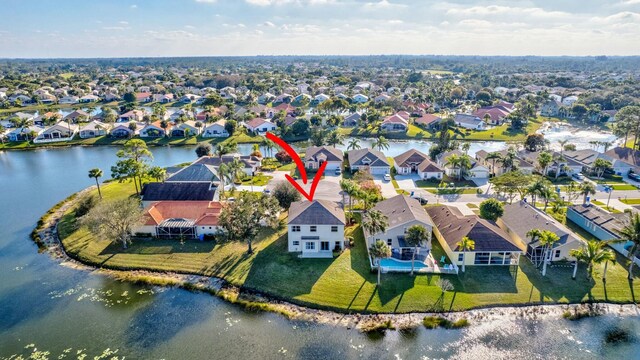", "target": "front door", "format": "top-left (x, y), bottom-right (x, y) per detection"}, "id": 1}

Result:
top-left (320, 241), bottom-right (330, 251)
